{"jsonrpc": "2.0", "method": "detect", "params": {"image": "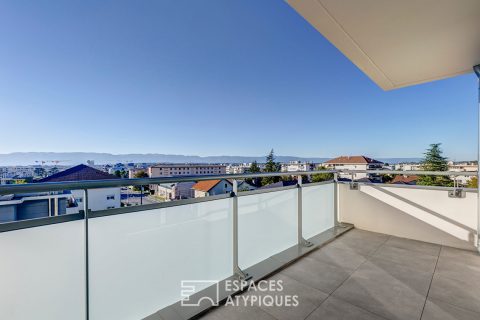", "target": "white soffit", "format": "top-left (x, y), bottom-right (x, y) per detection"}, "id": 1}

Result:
top-left (287, 0), bottom-right (480, 90)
